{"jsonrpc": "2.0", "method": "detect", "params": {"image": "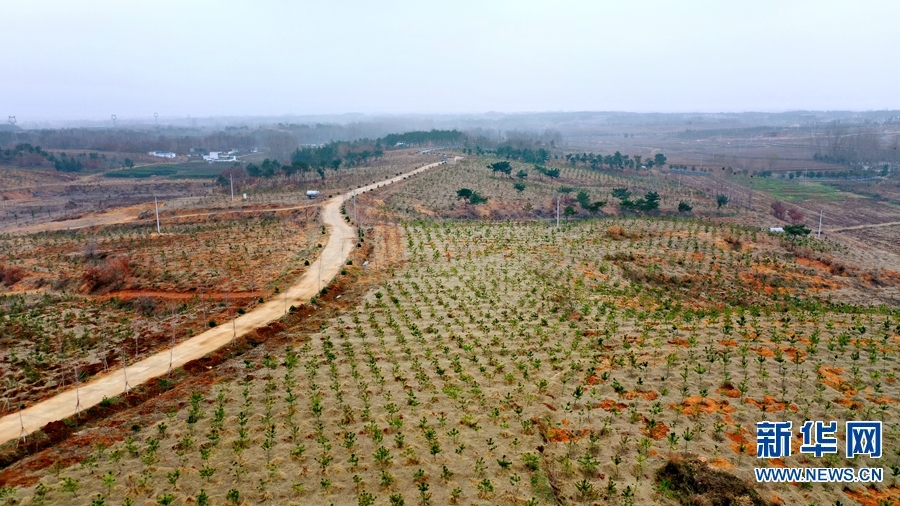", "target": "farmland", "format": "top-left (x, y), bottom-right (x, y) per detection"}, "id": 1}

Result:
top-left (0, 210), bottom-right (323, 413)
top-left (4, 212), bottom-right (900, 505)
top-left (1, 128), bottom-right (900, 506)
